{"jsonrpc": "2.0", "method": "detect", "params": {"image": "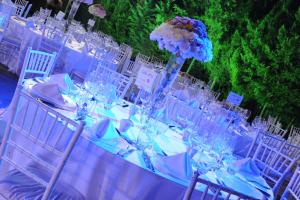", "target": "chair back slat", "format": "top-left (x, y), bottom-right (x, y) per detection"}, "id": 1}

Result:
top-left (0, 87), bottom-right (85, 199)
top-left (19, 47), bottom-right (56, 84)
